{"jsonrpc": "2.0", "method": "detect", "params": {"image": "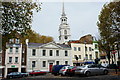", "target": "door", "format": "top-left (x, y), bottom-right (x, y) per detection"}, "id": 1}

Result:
top-left (88, 65), bottom-right (98, 75)
top-left (49, 63), bottom-right (53, 72)
top-left (8, 68), bottom-right (18, 74)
